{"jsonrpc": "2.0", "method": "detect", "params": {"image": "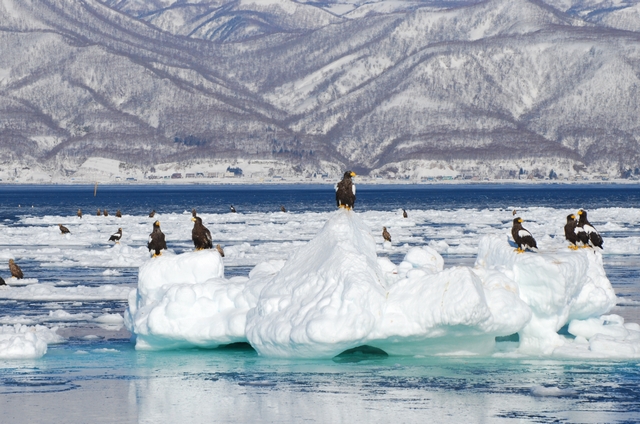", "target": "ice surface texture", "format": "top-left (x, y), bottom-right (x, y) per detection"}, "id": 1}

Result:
top-left (0, 324), bottom-right (63, 359)
top-left (126, 209), bottom-right (623, 358)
